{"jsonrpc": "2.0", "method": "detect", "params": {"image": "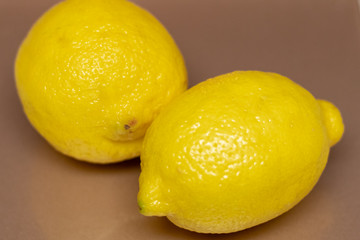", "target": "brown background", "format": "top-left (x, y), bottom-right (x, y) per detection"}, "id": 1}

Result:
top-left (1, 0), bottom-right (360, 239)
